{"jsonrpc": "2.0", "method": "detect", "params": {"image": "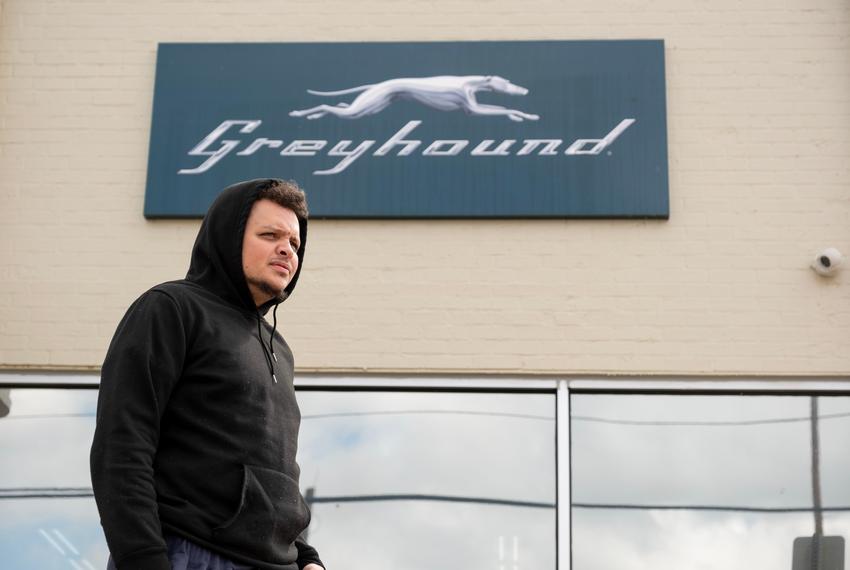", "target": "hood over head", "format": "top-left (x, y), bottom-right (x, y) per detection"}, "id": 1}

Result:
top-left (186, 178), bottom-right (308, 314)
